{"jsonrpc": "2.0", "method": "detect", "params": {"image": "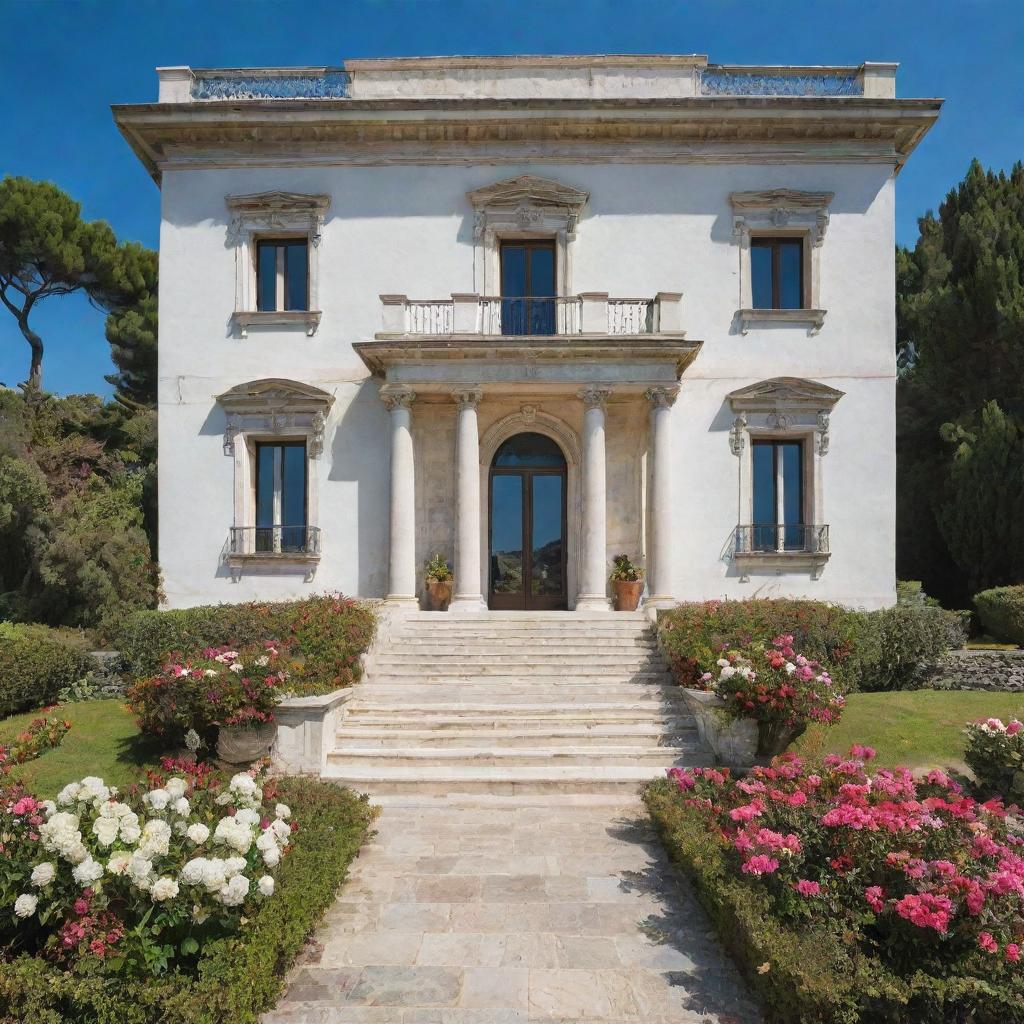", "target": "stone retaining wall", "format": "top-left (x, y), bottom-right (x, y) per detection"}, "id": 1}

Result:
top-left (929, 649), bottom-right (1024, 692)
